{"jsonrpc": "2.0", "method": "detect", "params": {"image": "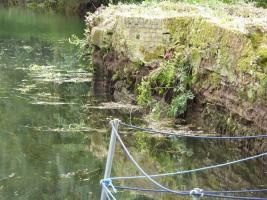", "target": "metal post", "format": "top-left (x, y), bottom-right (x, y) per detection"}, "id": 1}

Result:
top-left (100, 119), bottom-right (120, 200)
top-left (190, 188), bottom-right (203, 200)
top-left (192, 195), bottom-right (200, 200)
